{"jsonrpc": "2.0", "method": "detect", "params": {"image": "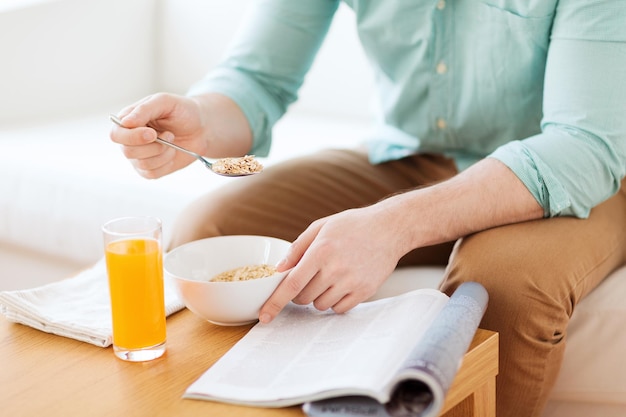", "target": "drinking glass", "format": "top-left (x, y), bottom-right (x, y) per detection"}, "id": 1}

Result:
top-left (102, 216), bottom-right (166, 361)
